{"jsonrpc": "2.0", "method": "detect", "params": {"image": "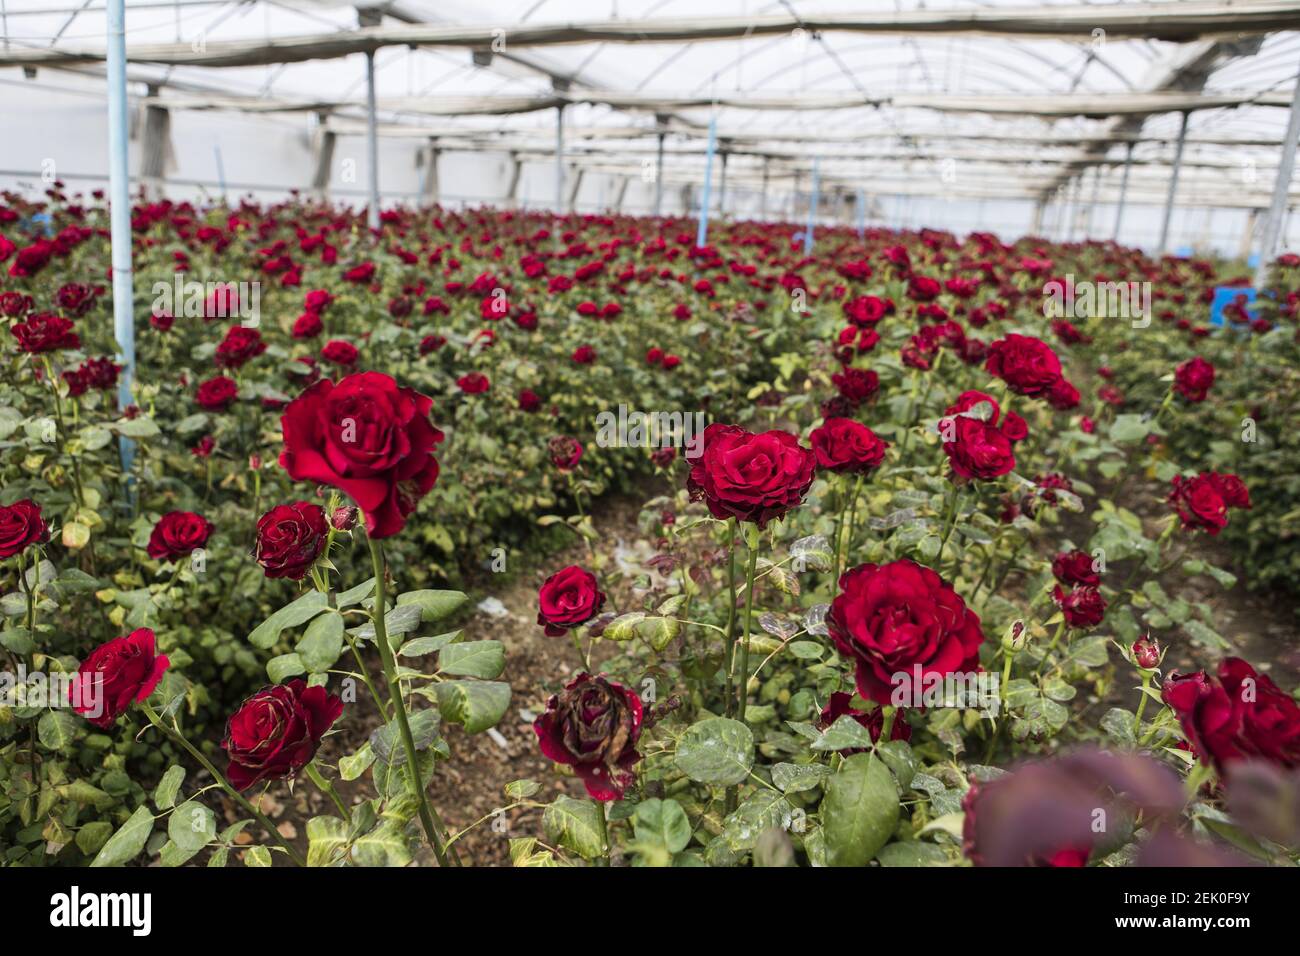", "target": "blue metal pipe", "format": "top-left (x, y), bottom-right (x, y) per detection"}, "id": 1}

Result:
top-left (804, 158), bottom-right (820, 255)
top-left (107, 0), bottom-right (135, 472)
top-left (696, 115), bottom-right (717, 248)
